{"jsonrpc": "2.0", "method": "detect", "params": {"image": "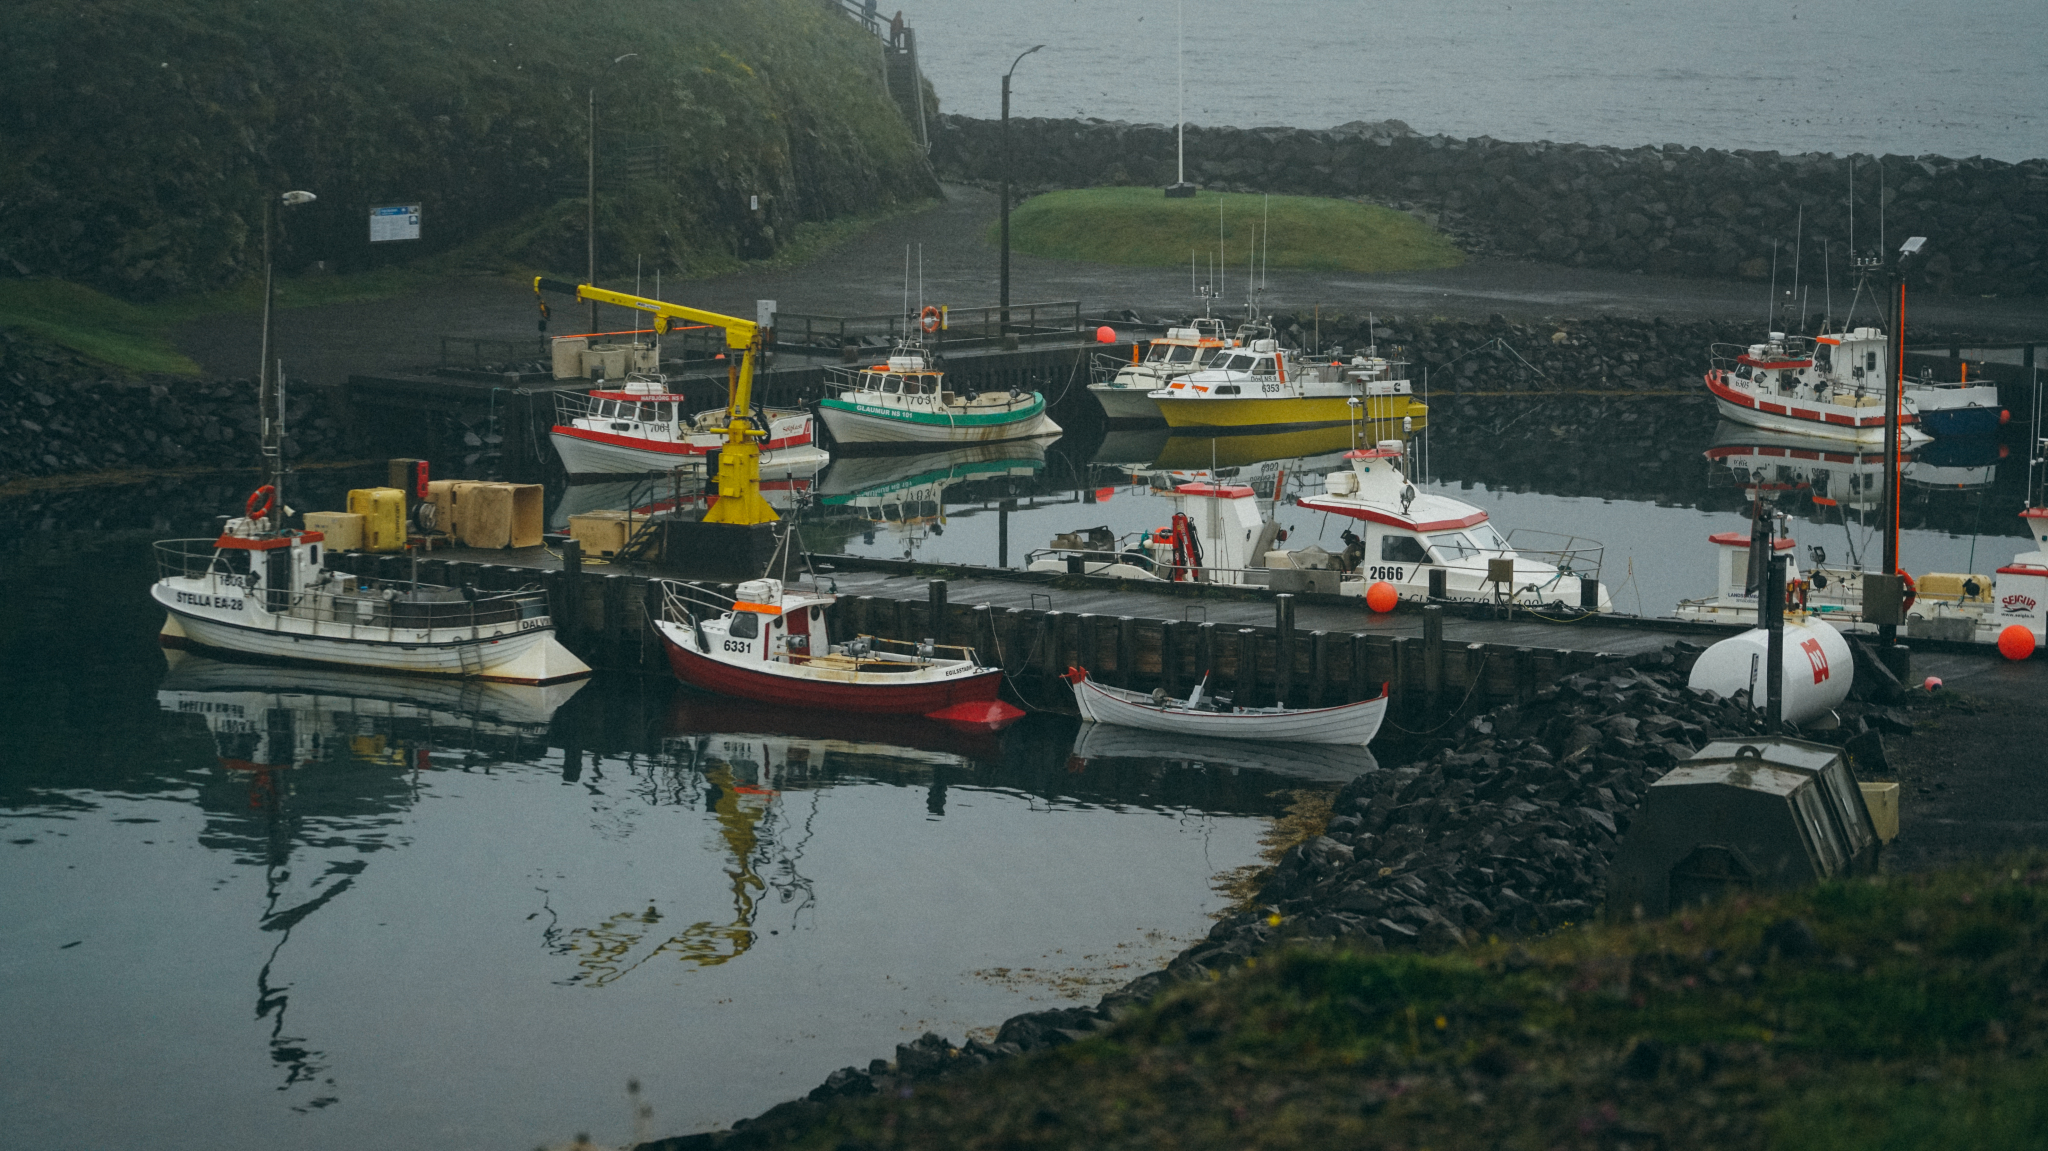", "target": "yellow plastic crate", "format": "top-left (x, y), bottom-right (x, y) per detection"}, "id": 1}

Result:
top-left (346, 487), bottom-right (407, 552)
